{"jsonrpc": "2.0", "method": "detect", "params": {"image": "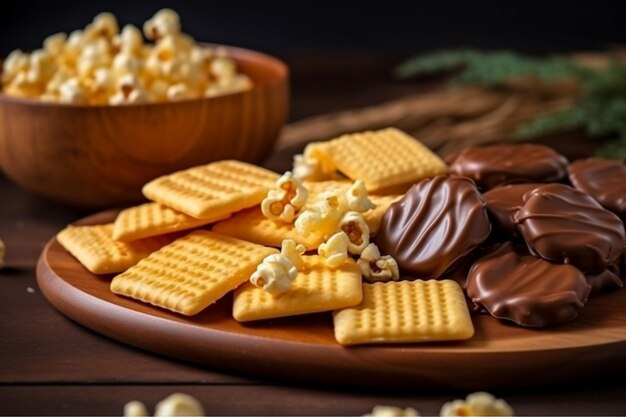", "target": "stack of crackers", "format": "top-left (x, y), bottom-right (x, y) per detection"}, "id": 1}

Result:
top-left (57, 128), bottom-right (474, 345)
